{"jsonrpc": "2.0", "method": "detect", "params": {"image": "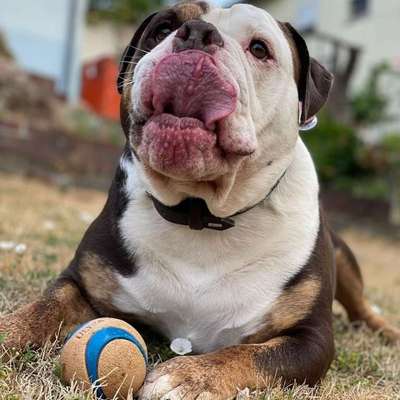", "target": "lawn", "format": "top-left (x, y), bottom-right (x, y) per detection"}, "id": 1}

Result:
top-left (0, 172), bottom-right (399, 400)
